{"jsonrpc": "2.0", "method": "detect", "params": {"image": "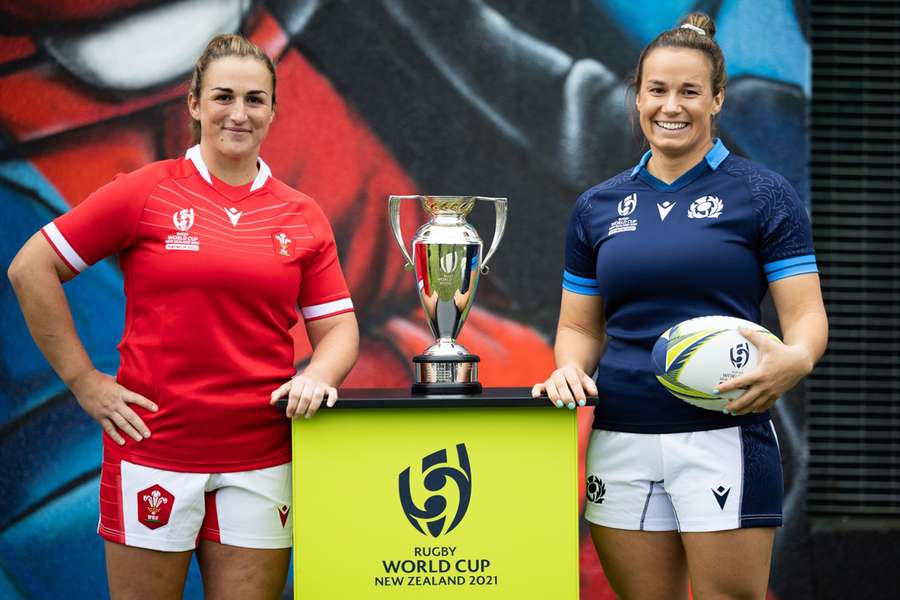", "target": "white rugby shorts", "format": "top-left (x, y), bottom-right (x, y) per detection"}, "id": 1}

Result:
top-left (583, 422), bottom-right (783, 532)
top-left (98, 453), bottom-right (292, 551)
